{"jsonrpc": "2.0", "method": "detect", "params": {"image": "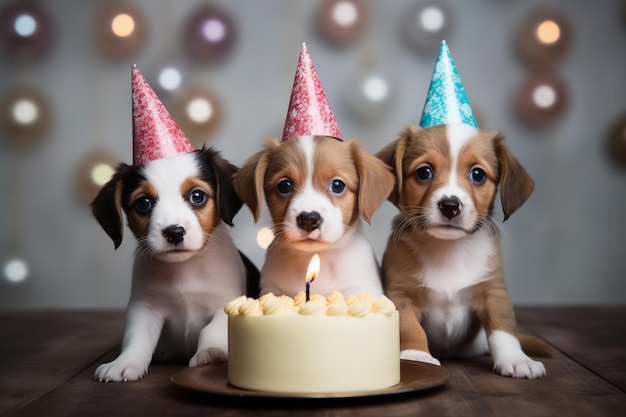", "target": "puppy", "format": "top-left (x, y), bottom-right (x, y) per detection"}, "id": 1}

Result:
top-left (377, 124), bottom-right (547, 378)
top-left (91, 147), bottom-right (259, 382)
top-left (234, 135), bottom-right (394, 297)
